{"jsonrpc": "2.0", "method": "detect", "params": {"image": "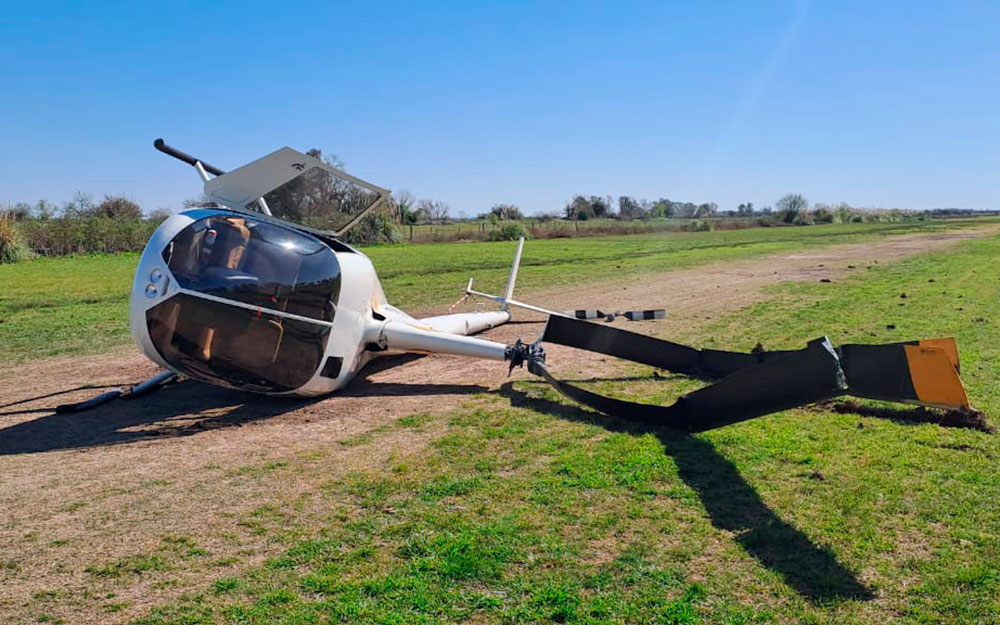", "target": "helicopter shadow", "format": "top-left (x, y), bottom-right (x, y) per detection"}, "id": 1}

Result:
top-left (499, 381), bottom-right (875, 604)
top-left (0, 354), bottom-right (488, 455)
